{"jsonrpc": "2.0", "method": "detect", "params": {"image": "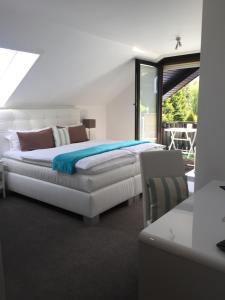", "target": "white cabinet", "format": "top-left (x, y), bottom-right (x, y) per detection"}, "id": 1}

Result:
top-left (139, 181), bottom-right (225, 300)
